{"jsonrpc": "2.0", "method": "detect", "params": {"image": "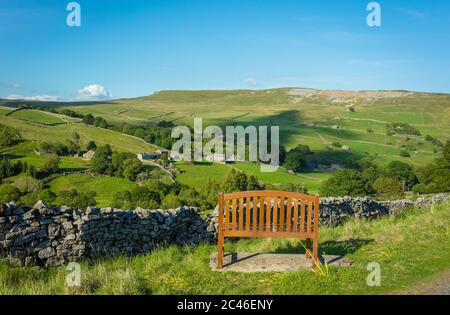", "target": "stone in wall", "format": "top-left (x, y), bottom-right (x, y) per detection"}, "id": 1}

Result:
top-left (0, 201), bottom-right (212, 267)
